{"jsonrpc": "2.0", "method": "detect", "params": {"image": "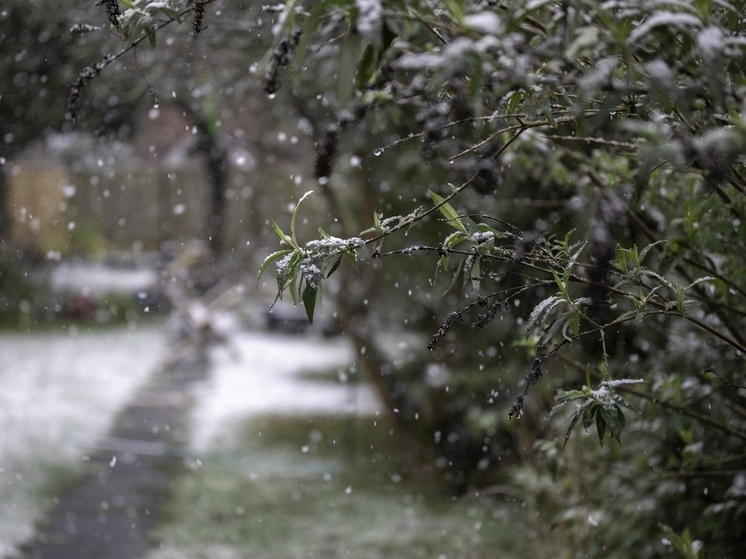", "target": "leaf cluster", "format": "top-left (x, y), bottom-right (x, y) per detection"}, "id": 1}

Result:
top-left (550, 378), bottom-right (643, 447)
top-left (257, 192), bottom-right (363, 323)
